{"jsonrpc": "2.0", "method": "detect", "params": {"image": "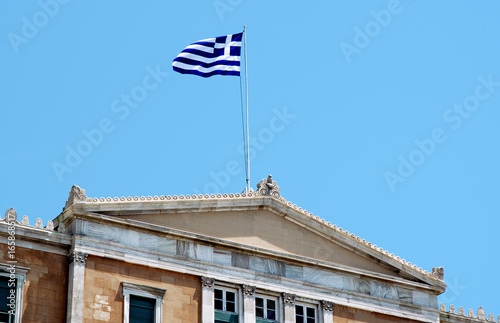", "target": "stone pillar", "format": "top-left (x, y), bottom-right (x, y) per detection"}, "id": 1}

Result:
top-left (201, 276), bottom-right (215, 323)
top-left (321, 300), bottom-right (334, 323)
top-left (66, 251), bottom-right (87, 323)
top-left (242, 285), bottom-right (256, 323)
top-left (282, 293), bottom-right (296, 323)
